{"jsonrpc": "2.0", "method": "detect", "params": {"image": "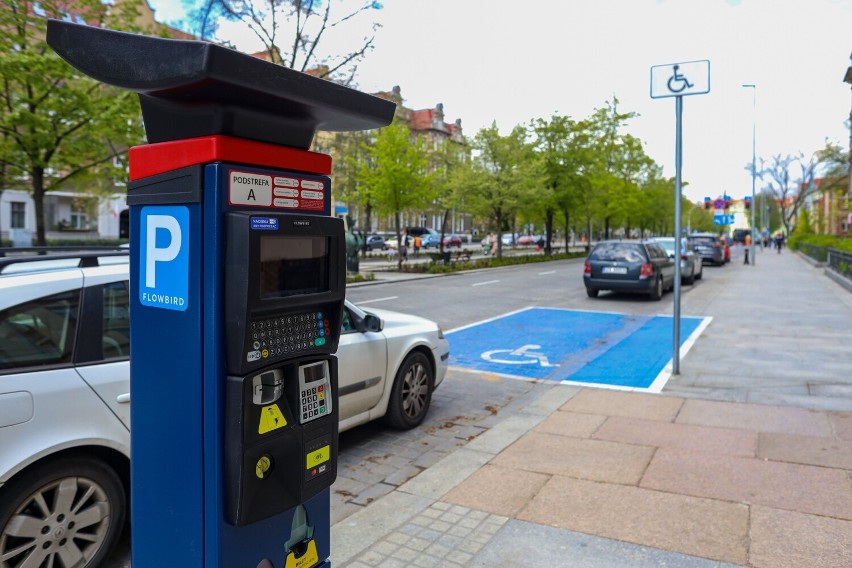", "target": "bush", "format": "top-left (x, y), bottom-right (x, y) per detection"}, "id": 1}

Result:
top-left (790, 234), bottom-right (851, 253)
top-left (401, 251), bottom-right (586, 274)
